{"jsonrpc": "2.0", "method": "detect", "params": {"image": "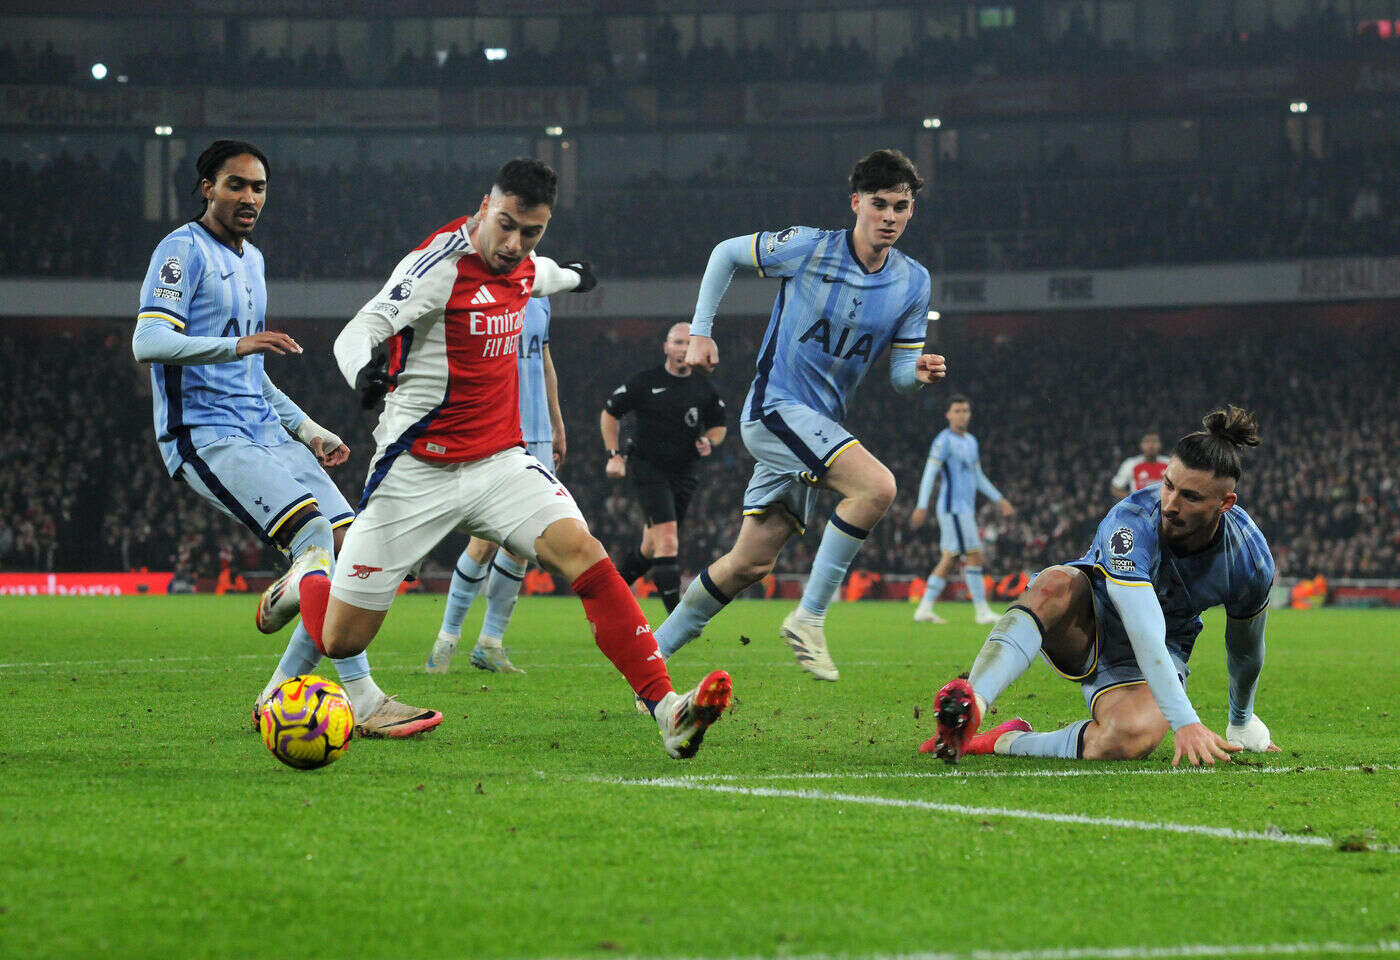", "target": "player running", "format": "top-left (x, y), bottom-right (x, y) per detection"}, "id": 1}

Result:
top-left (133, 139), bottom-right (440, 738)
top-left (924, 407), bottom-right (1280, 767)
top-left (1111, 429), bottom-right (1170, 499)
top-left (910, 394), bottom-right (1015, 625)
top-left (653, 149), bottom-right (945, 682)
top-left (425, 296), bottom-right (561, 675)
top-left (317, 158), bottom-right (732, 759)
top-left (601, 322), bottom-right (728, 614)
